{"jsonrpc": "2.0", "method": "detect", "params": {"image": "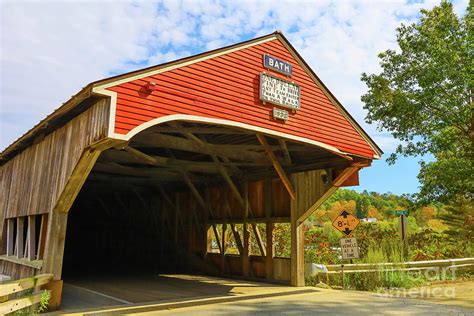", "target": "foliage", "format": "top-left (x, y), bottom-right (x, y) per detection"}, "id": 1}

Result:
top-left (360, 1), bottom-right (473, 204)
top-left (438, 197), bottom-right (474, 240)
top-left (13, 290), bottom-right (50, 315)
top-left (37, 290), bottom-right (51, 314)
top-left (274, 223), bottom-right (291, 257)
top-left (304, 226), bottom-right (339, 264)
top-left (315, 189), bottom-right (413, 221)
